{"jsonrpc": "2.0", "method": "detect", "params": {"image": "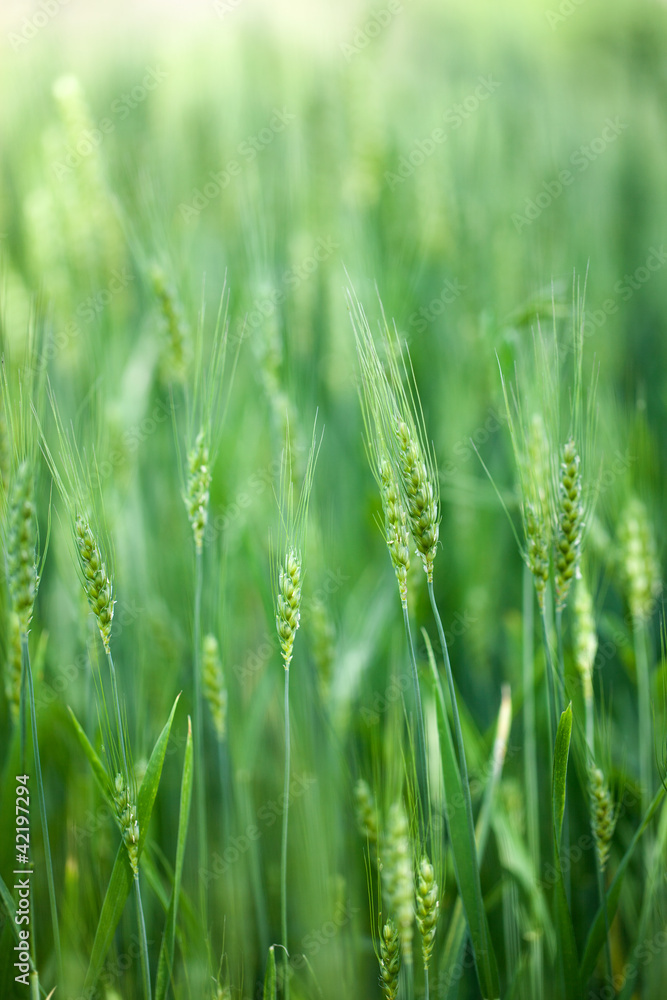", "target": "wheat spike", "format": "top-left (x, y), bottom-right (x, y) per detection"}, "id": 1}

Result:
top-left (275, 547), bottom-right (302, 670)
top-left (203, 633), bottom-right (227, 742)
top-left (6, 460), bottom-right (38, 635)
top-left (151, 264), bottom-right (191, 384)
top-left (555, 437), bottom-right (584, 610)
top-left (589, 767), bottom-right (617, 873)
top-left (75, 515), bottom-right (115, 652)
top-left (185, 429), bottom-right (211, 554)
top-left (310, 597), bottom-right (335, 697)
top-left (379, 918), bottom-right (401, 1000)
top-left (619, 497), bottom-right (661, 621)
top-left (113, 772), bottom-right (140, 877)
top-left (395, 420), bottom-right (439, 583)
top-left (379, 457), bottom-right (411, 607)
top-left (354, 778), bottom-right (379, 848)
top-left (415, 857), bottom-right (439, 972)
top-left (383, 801), bottom-right (414, 963)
